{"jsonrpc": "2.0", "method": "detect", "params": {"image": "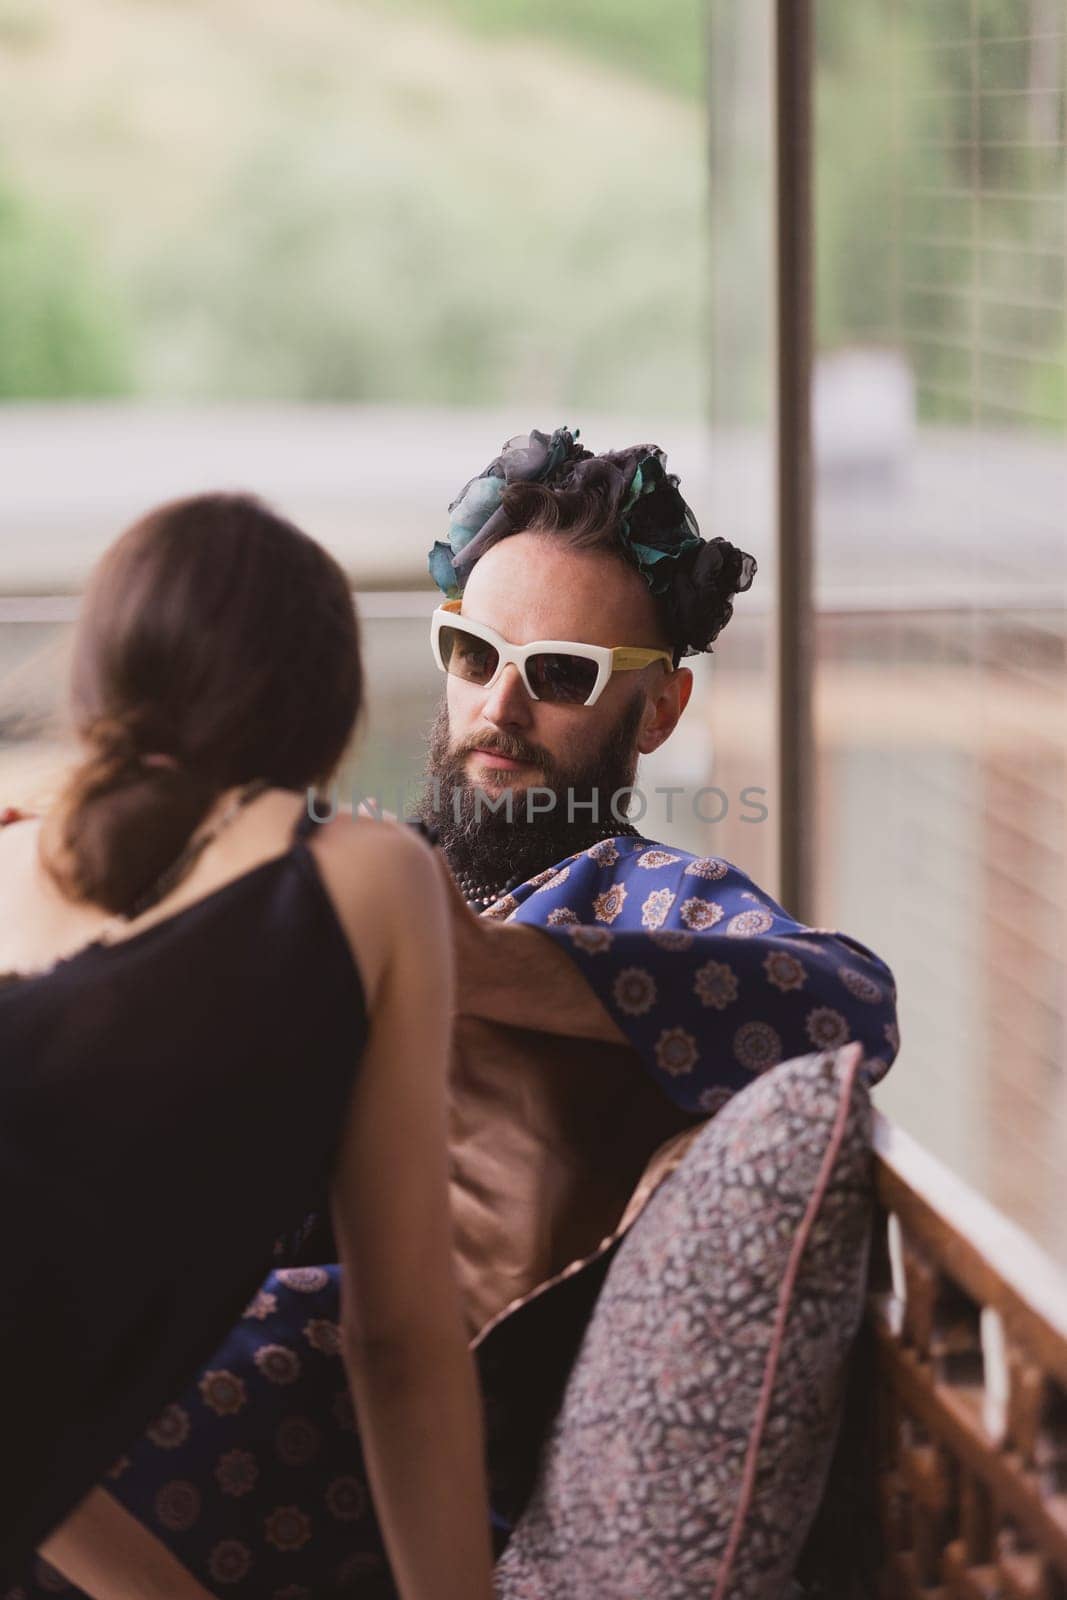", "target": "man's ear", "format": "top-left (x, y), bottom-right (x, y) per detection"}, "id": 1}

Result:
top-left (637, 666), bottom-right (694, 756)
